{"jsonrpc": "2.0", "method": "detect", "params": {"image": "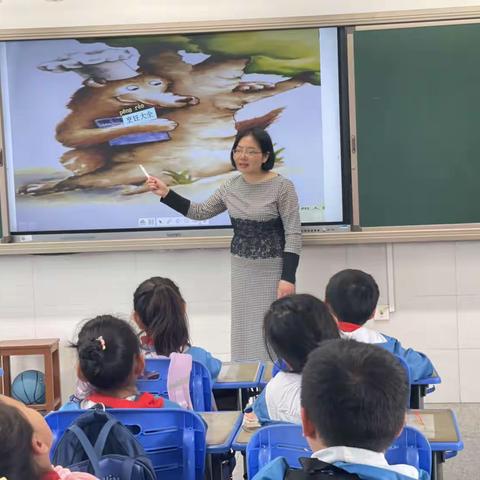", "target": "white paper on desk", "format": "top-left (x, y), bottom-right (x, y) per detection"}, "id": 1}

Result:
top-left (407, 412), bottom-right (436, 439)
